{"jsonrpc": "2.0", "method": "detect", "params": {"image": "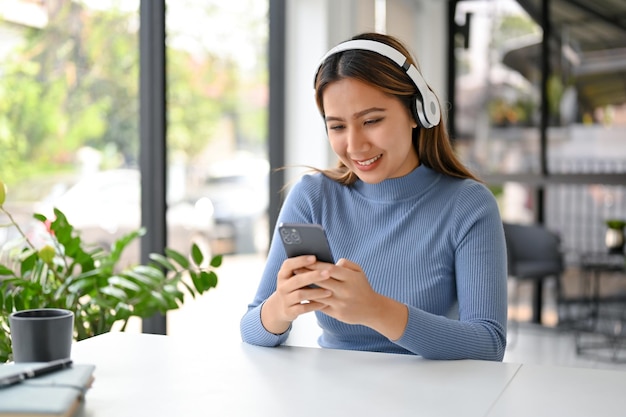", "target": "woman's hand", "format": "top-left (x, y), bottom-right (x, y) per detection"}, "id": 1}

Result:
top-left (309, 259), bottom-right (409, 340)
top-left (260, 255), bottom-right (332, 335)
top-left (304, 258), bottom-right (377, 324)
